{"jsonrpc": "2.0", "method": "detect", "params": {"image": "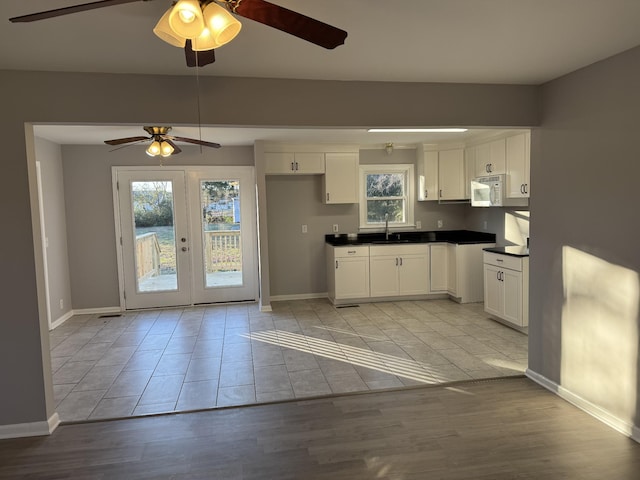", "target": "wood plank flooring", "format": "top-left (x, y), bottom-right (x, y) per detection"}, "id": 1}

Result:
top-left (2, 377), bottom-right (640, 479)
